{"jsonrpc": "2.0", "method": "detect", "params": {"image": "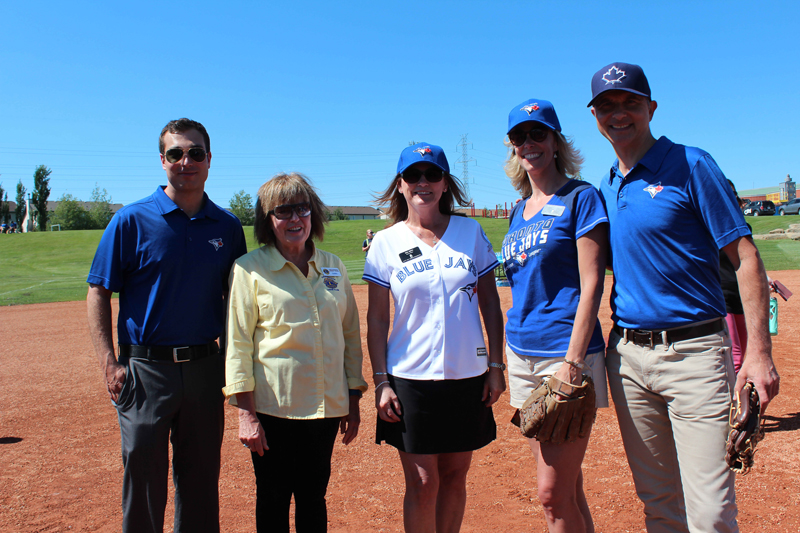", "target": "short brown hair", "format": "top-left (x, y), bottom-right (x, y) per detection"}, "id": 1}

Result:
top-left (254, 173), bottom-right (328, 247)
top-left (159, 118), bottom-right (210, 154)
top-left (373, 169), bottom-right (471, 227)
